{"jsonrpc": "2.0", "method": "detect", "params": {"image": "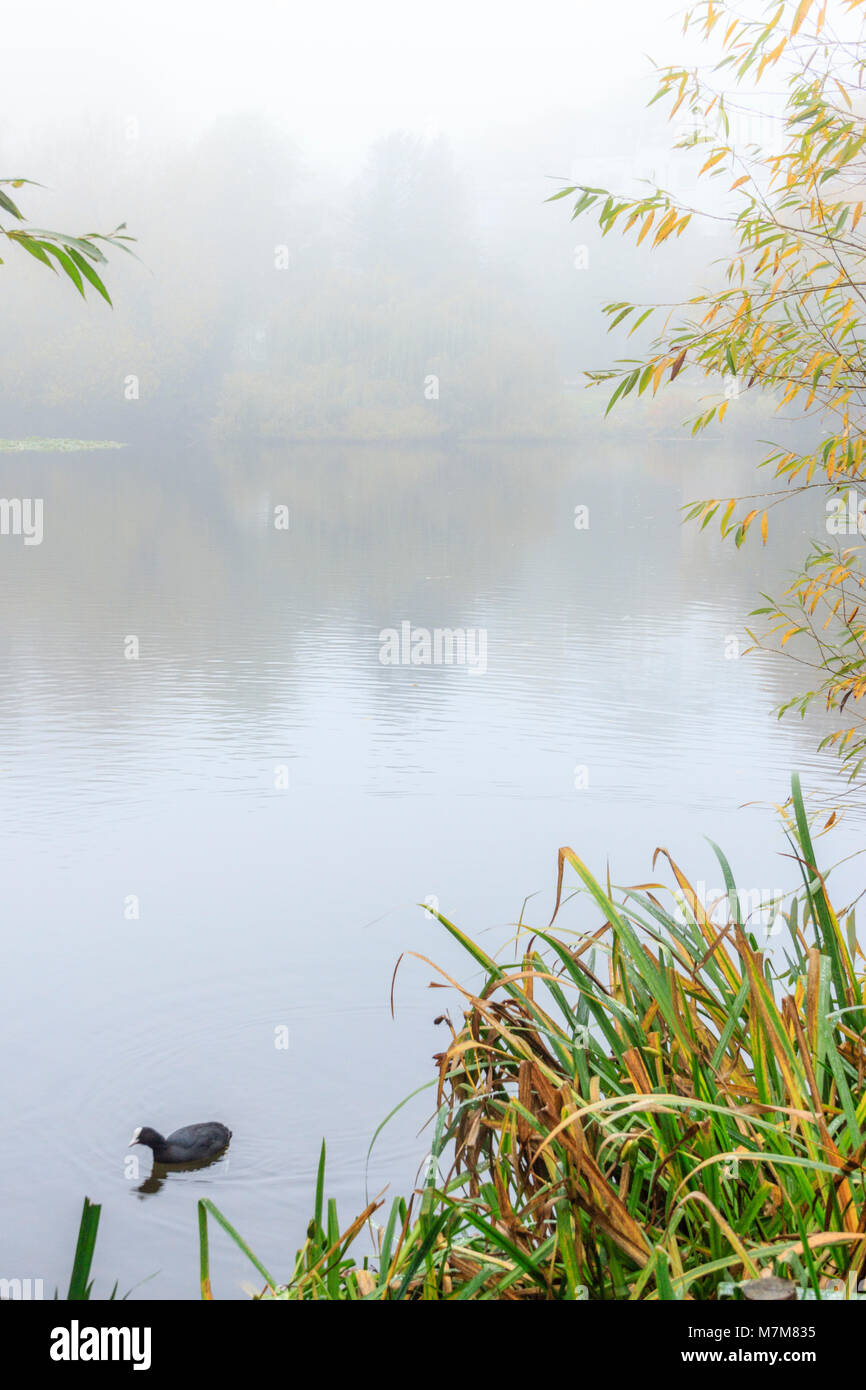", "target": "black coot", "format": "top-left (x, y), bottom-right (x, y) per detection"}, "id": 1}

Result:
top-left (128, 1122), bottom-right (231, 1163)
